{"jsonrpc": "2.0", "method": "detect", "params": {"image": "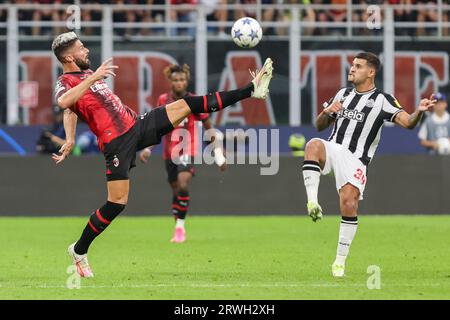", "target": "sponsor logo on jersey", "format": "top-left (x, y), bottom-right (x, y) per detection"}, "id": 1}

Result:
top-left (90, 82), bottom-right (108, 93)
top-left (340, 109), bottom-right (366, 122)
